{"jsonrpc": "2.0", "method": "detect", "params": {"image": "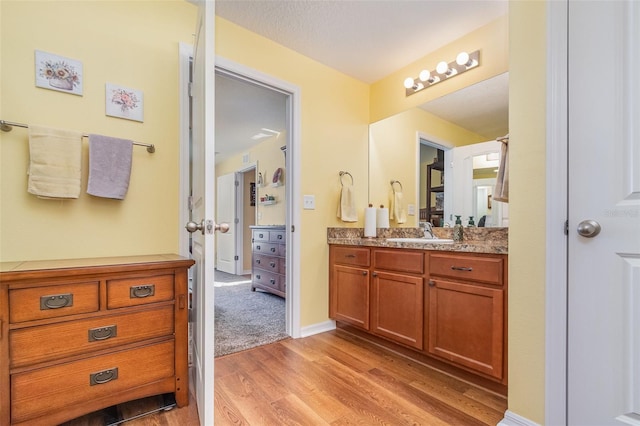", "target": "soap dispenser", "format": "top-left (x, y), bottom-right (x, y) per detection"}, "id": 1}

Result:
top-left (453, 215), bottom-right (464, 242)
top-left (468, 216), bottom-right (475, 227)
